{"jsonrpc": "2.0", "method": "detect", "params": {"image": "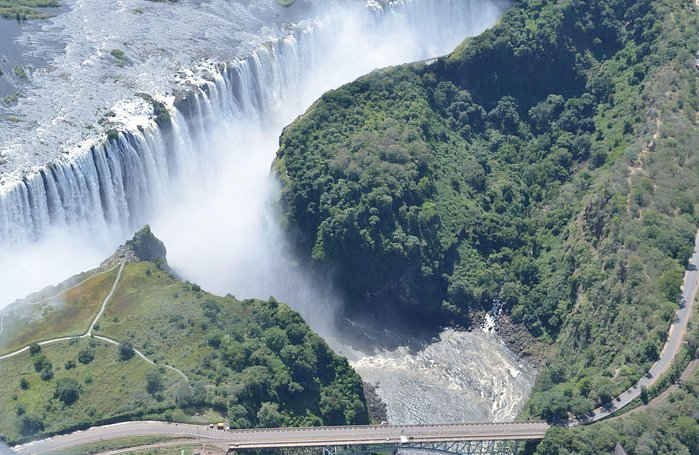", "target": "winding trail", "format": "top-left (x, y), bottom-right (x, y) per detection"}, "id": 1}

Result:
top-left (0, 263), bottom-right (122, 341)
top-left (91, 334), bottom-right (190, 382)
top-left (88, 263), bottom-right (126, 336)
top-left (0, 262), bottom-right (189, 382)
